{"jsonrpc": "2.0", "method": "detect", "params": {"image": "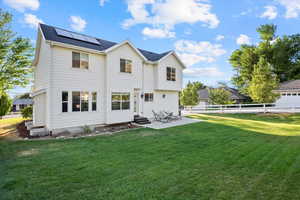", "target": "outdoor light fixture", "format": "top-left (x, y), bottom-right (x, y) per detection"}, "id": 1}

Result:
top-left (141, 93), bottom-right (144, 98)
